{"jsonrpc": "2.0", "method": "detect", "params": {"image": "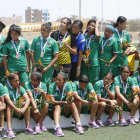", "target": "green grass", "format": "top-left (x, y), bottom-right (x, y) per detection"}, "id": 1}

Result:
top-left (5, 123), bottom-right (140, 140)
